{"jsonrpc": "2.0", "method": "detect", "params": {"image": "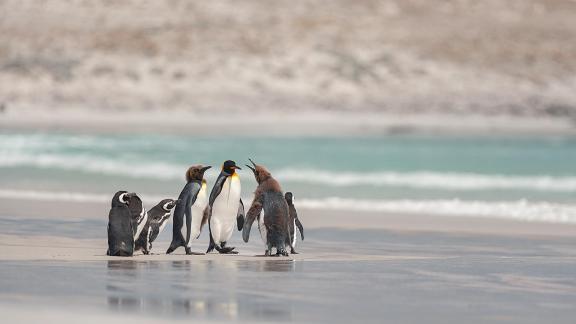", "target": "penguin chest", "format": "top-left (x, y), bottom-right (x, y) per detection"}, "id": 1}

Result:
top-left (211, 175), bottom-right (241, 242)
top-left (189, 184), bottom-right (208, 242)
top-left (134, 208), bottom-right (148, 240)
top-left (156, 212), bottom-right (171, 240)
